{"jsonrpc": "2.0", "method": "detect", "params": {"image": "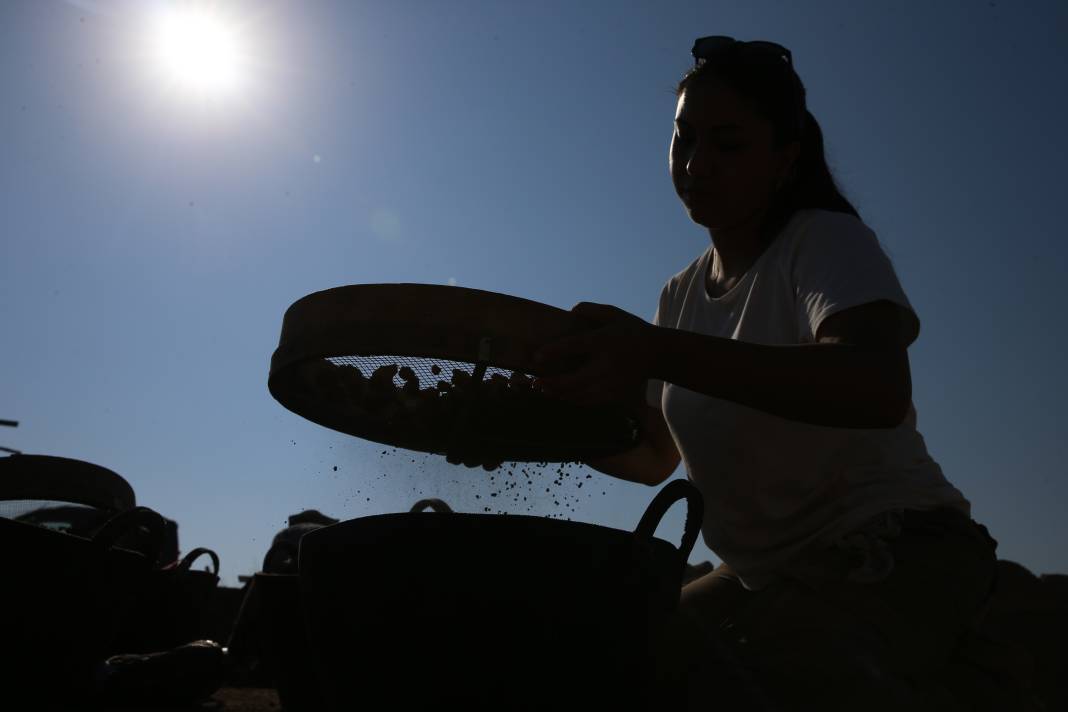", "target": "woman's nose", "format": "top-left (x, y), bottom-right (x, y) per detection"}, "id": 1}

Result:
top-left (685, 143), bottom-right (714, 177)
